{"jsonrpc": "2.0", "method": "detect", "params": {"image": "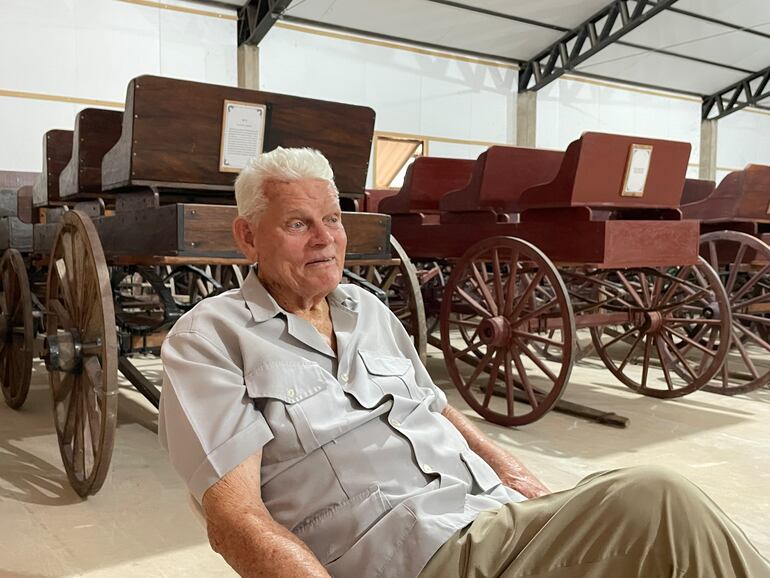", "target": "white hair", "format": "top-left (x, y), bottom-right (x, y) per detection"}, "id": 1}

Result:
top-left (234, 147), bottom-right (338, 222)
